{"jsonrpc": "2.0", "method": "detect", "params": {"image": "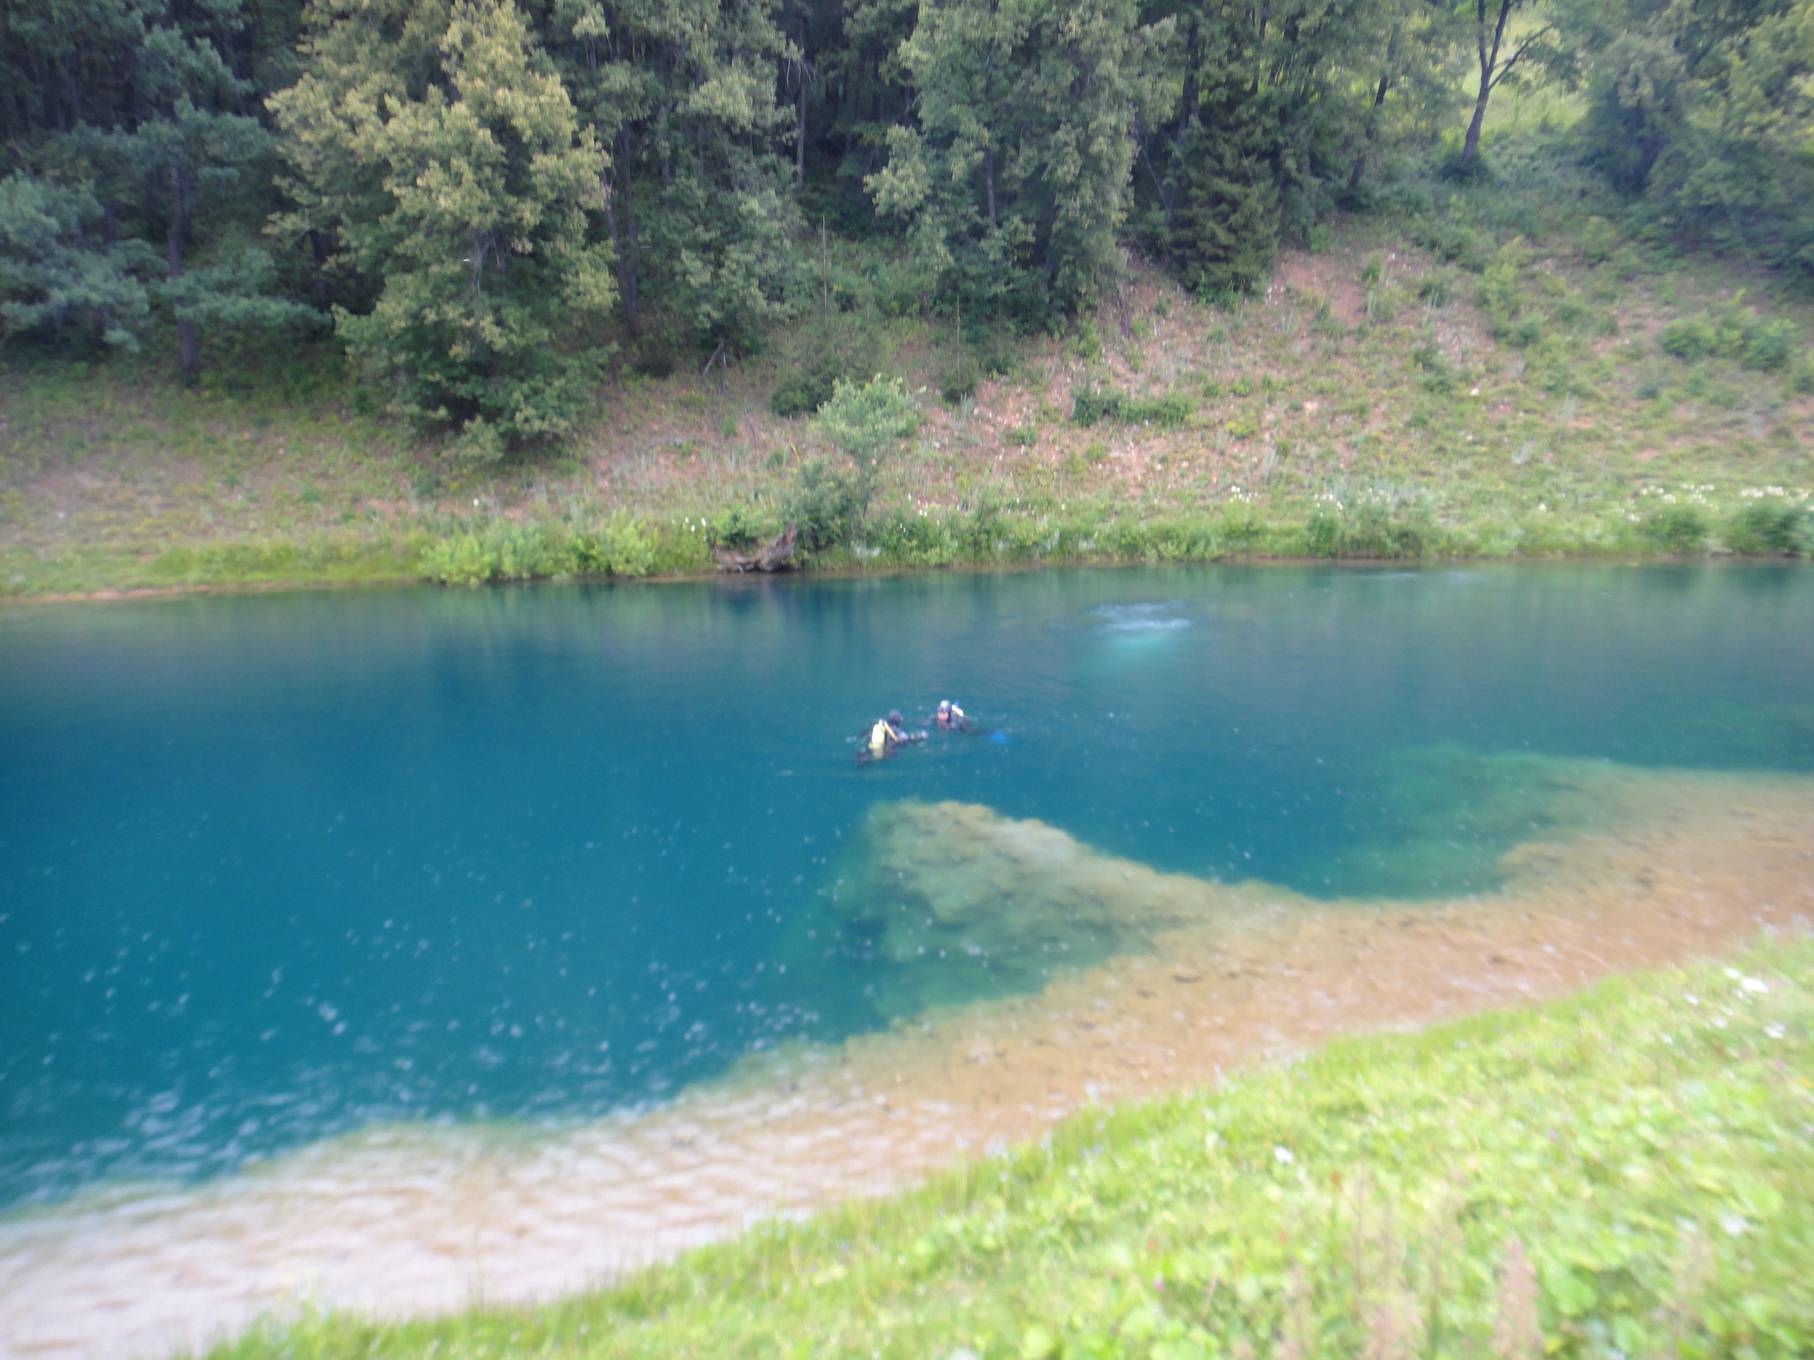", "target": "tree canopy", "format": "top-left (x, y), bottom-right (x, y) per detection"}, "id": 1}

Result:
top-left (0, 0), bottom-right (1808, 447)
